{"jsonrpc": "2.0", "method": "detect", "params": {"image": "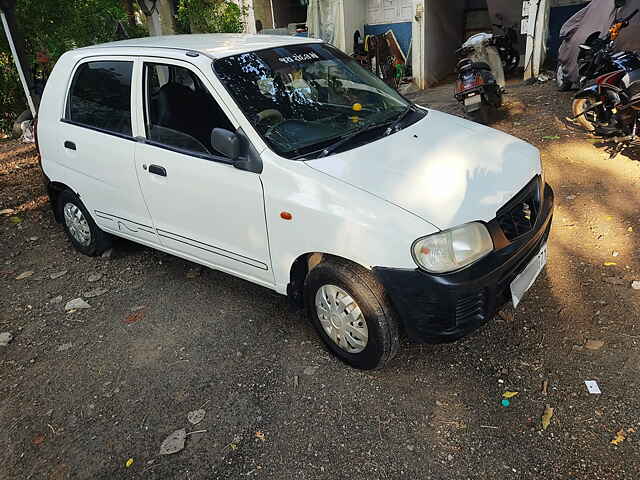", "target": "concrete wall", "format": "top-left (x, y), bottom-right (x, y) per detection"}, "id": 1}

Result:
top-left (342, 0), bottom-right (367, 54)
top-left (253, 0), bottom-right (274, 29)
top-left (425, 0), bottom-right (466, 84)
